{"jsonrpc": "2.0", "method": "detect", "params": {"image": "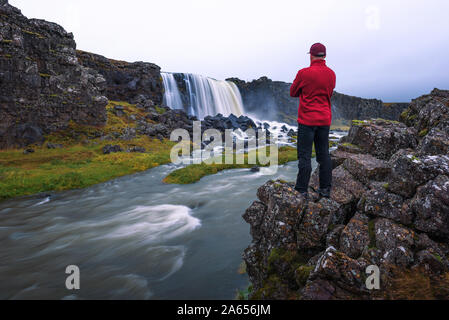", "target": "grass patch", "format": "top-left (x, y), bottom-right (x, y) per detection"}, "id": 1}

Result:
top-left (163, 146), bottom-right (302, 185)
top-left (0, 138), bottom-right (175, 201)
top-left (0, 101), bottom-right (176, 201)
